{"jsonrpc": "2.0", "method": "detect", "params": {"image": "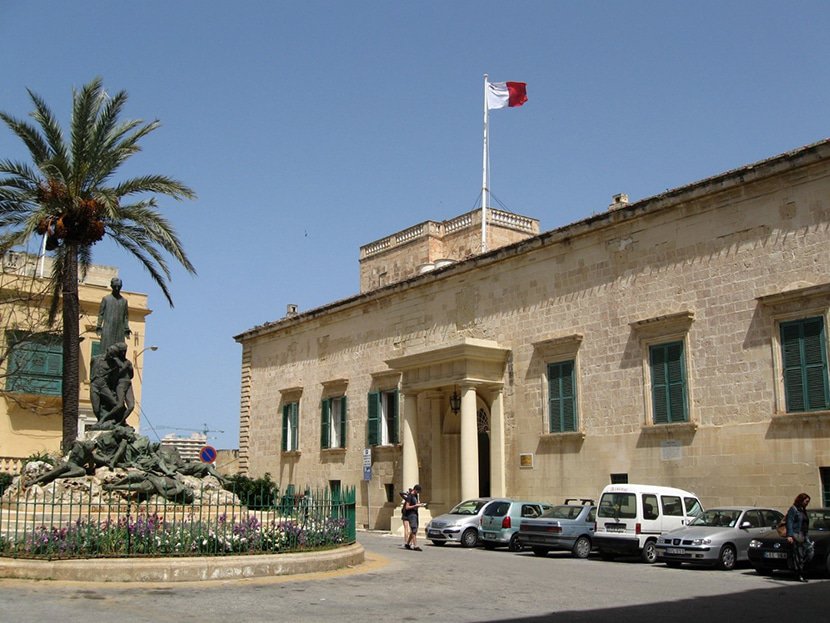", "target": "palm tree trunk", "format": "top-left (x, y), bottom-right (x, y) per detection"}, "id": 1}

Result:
top-left (61, 243), bottom-right (80, 454)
